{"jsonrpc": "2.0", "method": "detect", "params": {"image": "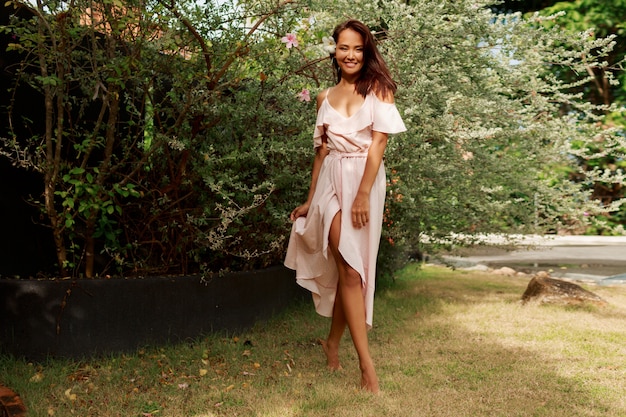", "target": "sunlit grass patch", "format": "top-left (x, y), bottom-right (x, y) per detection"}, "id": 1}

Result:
top-left (1, 264), bottom-right (625, 416)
